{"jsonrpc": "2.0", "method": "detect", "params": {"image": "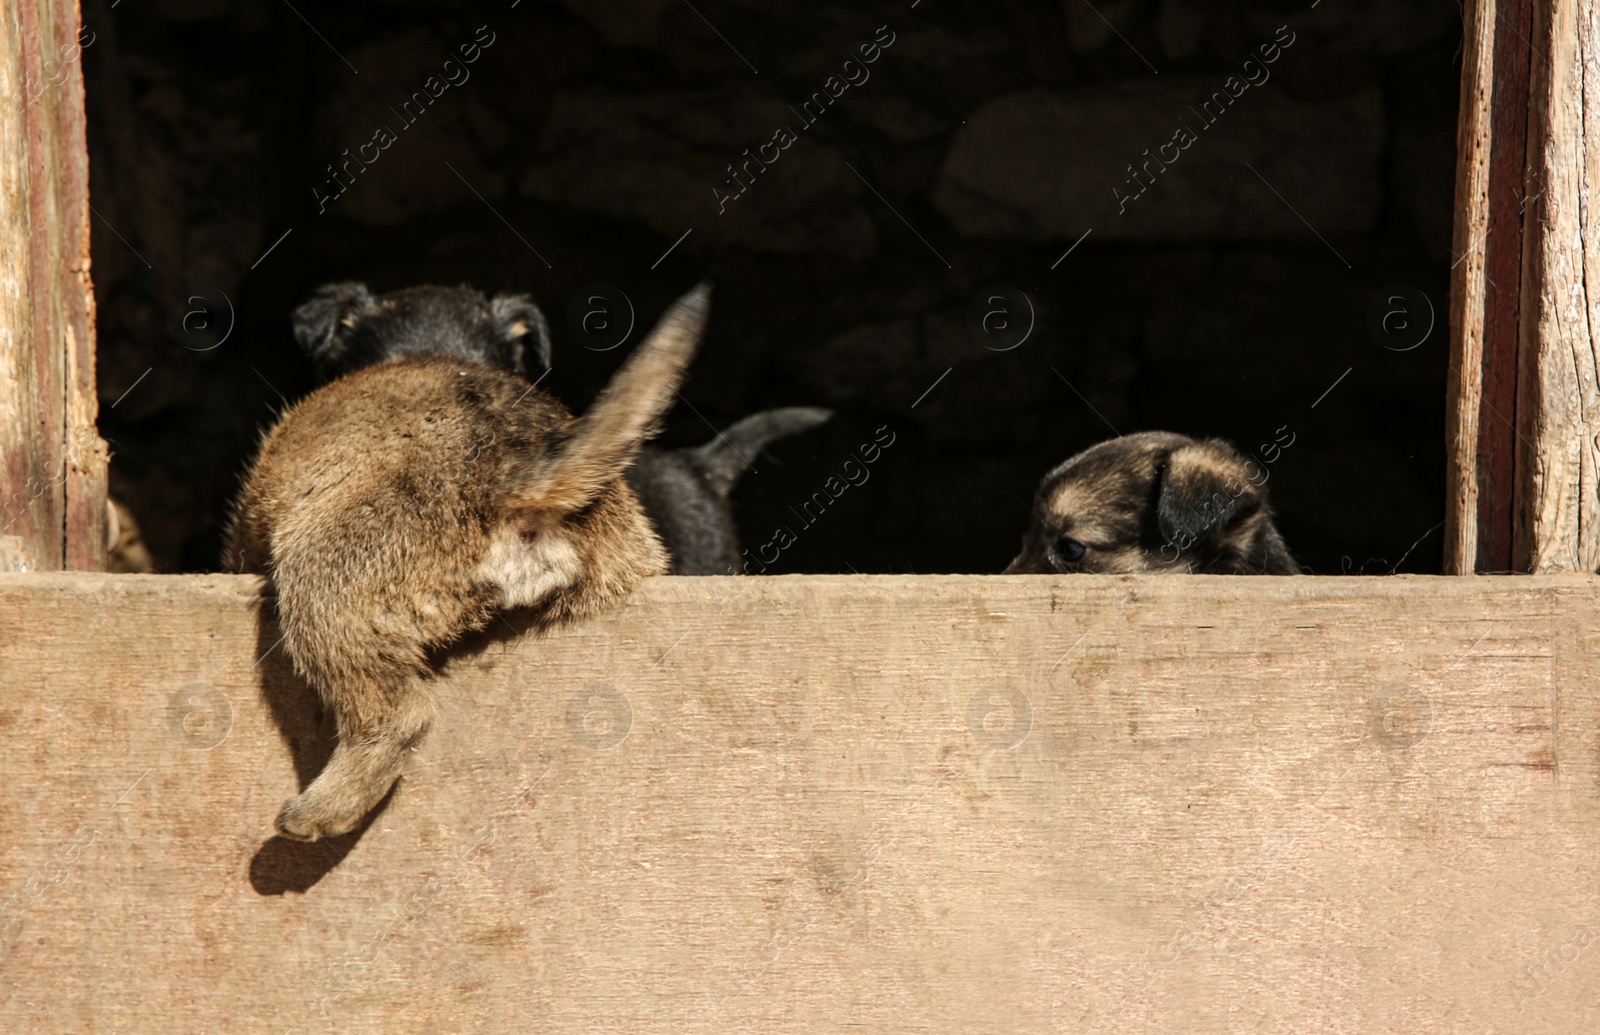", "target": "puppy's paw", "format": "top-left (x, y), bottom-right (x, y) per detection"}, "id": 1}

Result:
top-left (276, 789), bottom-right (362, 843)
